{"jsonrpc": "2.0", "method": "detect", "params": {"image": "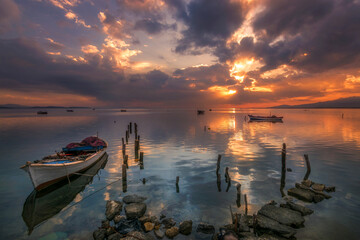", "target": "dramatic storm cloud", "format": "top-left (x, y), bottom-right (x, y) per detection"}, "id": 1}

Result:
top-left (0, 0), bottom-right (359, 107)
